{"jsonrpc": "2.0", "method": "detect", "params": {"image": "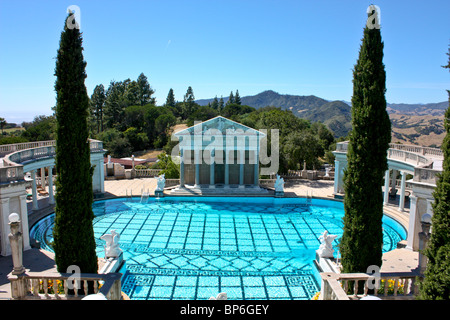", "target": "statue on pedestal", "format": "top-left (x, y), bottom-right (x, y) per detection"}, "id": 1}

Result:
top-left (274, 174), bottom-right (285, 192)
top-left (100, 230), bottom-right (122, 259)
top-left (156, 173), bottom-right (166, 191)
top-left (317, 230), bottom-right (337, 258)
